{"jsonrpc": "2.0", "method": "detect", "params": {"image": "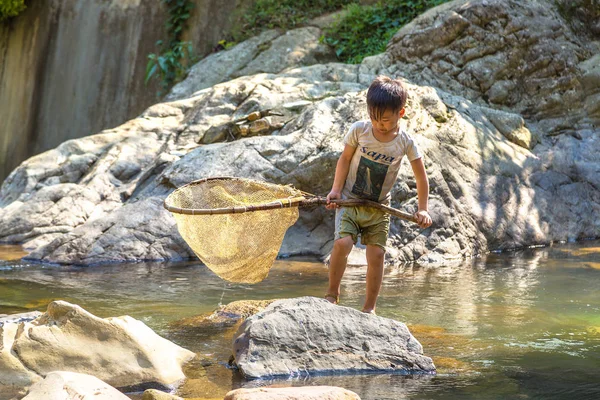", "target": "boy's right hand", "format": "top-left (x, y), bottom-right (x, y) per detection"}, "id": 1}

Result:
top-left (326, 190), bottom-right (341, 209)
